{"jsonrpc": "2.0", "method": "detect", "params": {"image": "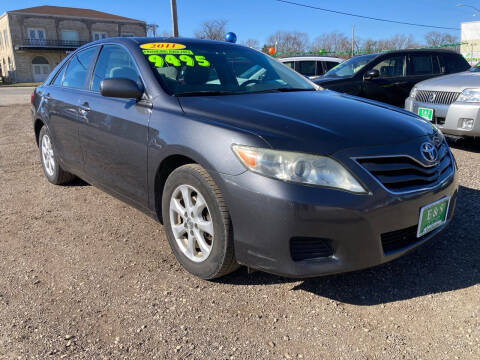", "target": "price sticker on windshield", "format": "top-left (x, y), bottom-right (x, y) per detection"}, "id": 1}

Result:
top-left (141, 42), bottom-right (211, 67)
